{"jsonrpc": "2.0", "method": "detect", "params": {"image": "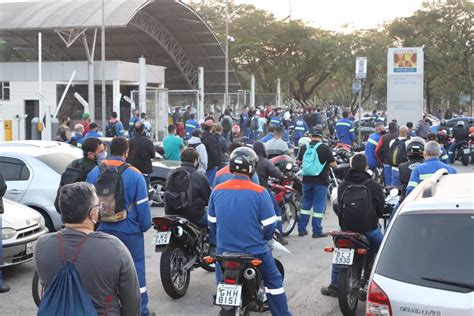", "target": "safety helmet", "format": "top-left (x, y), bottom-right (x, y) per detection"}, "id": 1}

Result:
top-left (229, 147), bottom-right (258, 176)
top-left (298, 137), bottom-right (311, 147)
top-left (284, 111), bottom-right (291, 120)
top-left (270, 155), bottom-right (293, 173)
top-left (406, 138), bottom-right (425, 158)
top-left (457, 120), bottom-right (465, 127)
